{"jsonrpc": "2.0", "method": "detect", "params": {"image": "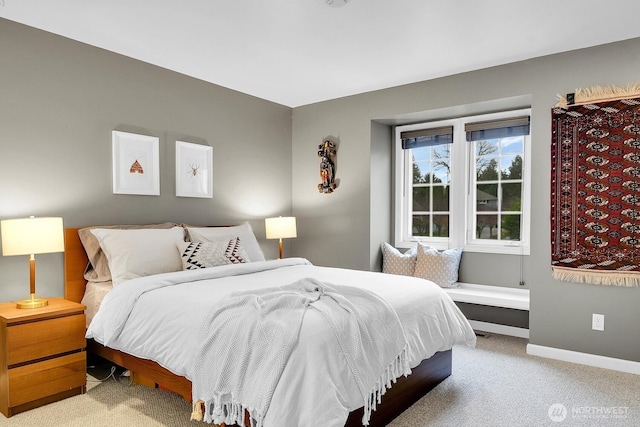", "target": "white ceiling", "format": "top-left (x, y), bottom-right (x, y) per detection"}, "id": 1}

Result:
top-left (2, 0), bottom-right (640, 107)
